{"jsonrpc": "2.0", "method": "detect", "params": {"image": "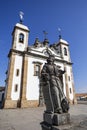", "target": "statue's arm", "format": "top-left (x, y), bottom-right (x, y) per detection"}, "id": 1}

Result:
top-left (58, 69), bottom-right (66, 76)
top-left (41, 65), bottom-right (47, 75)
top-left (41, 64), bottom-right (49, 81)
